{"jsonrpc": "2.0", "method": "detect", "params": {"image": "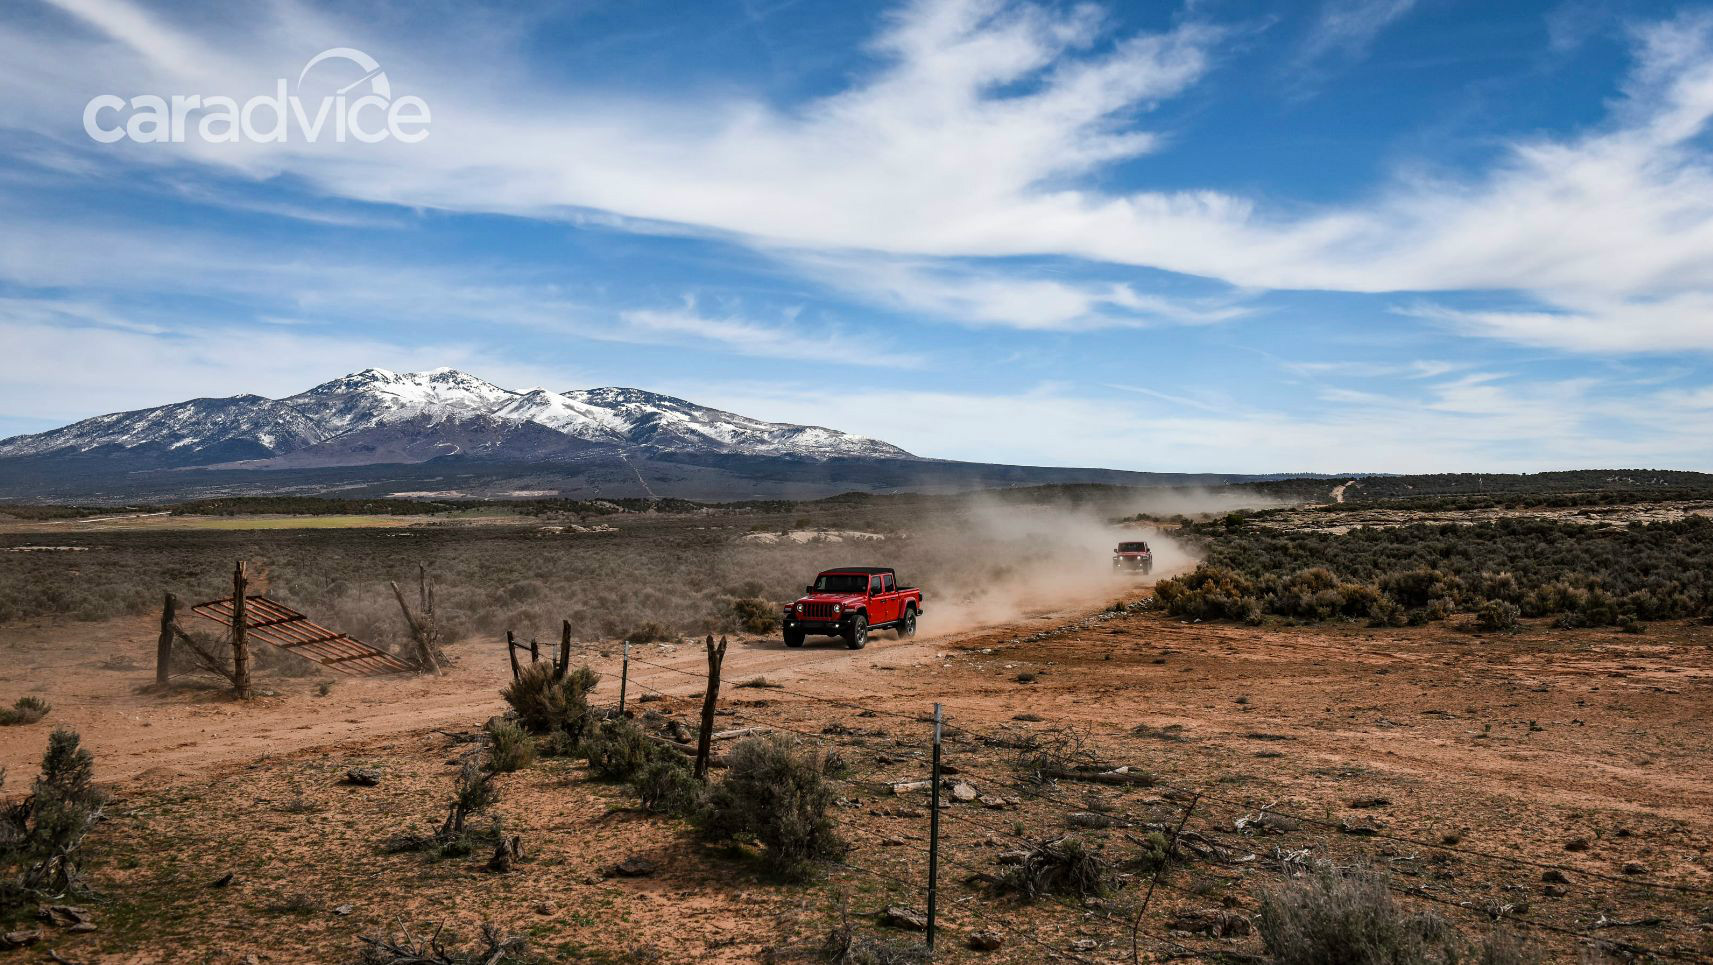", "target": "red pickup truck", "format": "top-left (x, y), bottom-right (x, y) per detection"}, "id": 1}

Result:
top-left (1113, 540), bottom-right (1153, 574)
top-left (783, 566), bottom-right (923, 650)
